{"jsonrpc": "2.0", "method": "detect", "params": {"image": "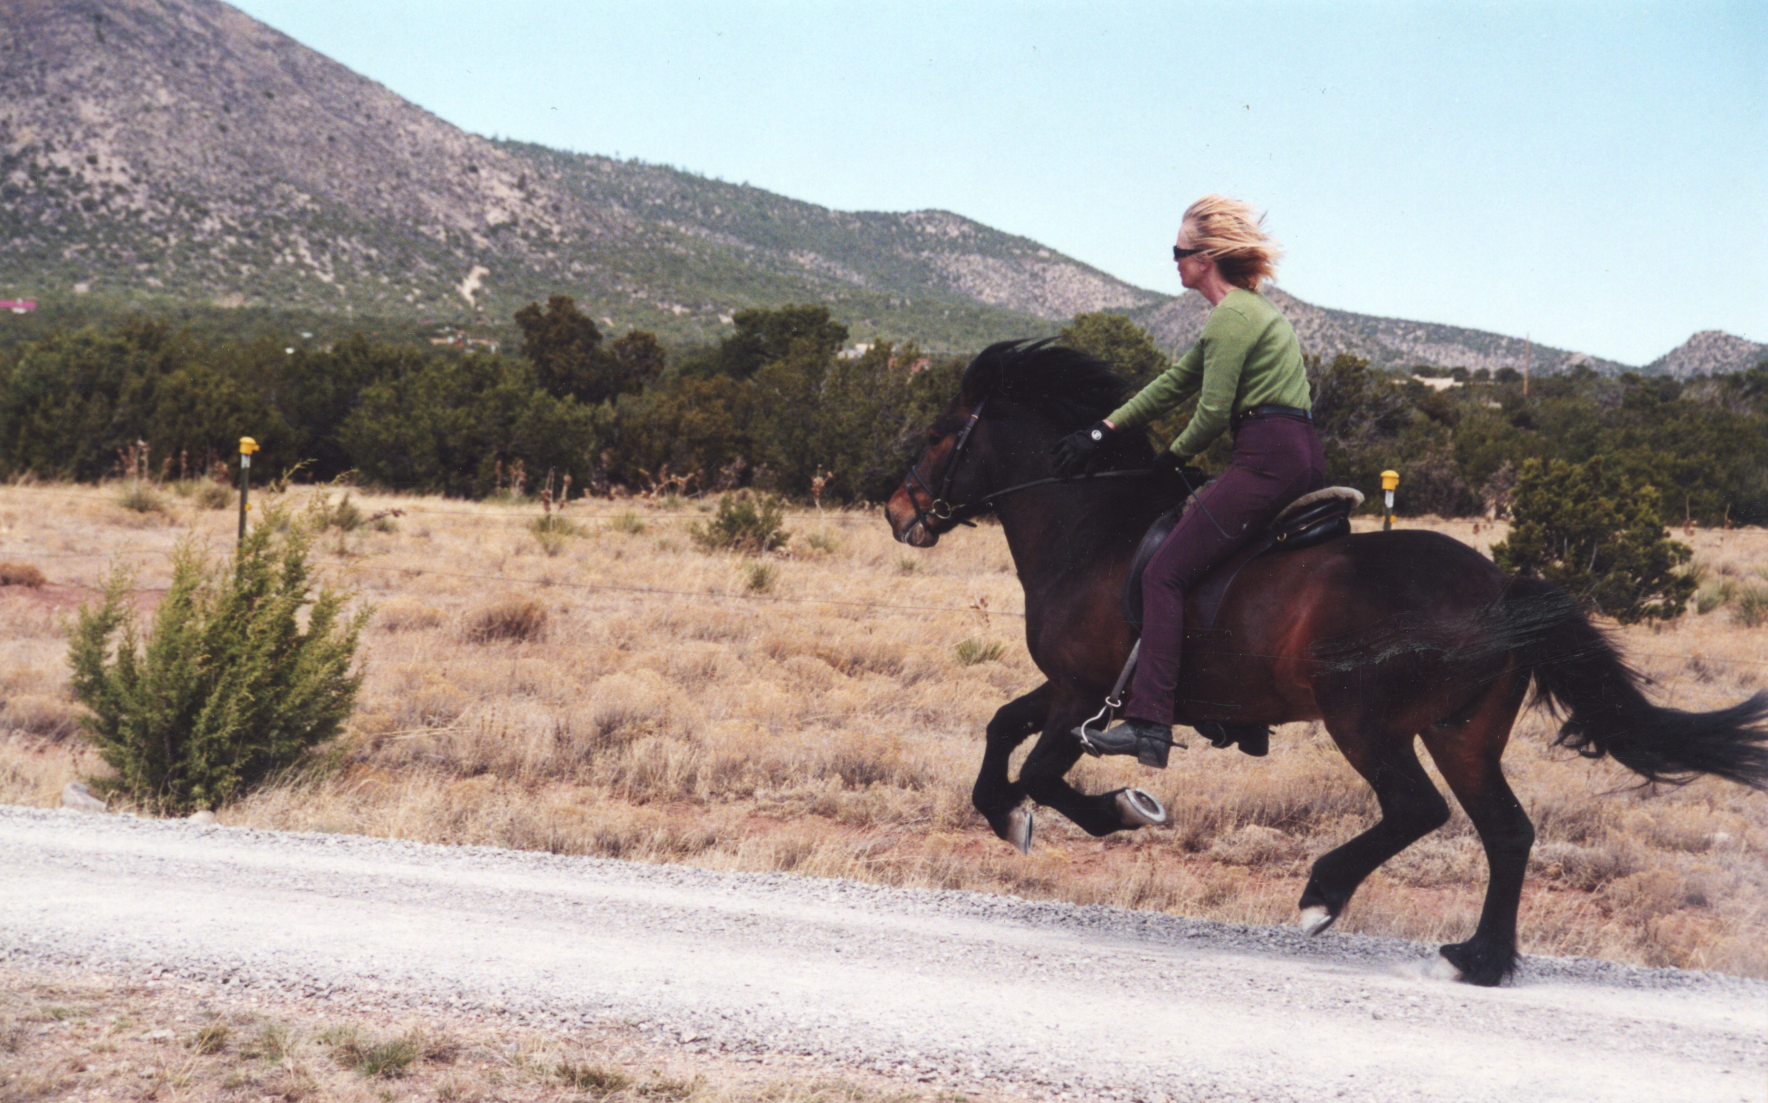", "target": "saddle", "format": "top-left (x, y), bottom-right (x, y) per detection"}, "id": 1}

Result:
top-left (1119, 486), bottom-right (1364, 754)
top-left (1123, 486), bottom-right (1365, 630)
